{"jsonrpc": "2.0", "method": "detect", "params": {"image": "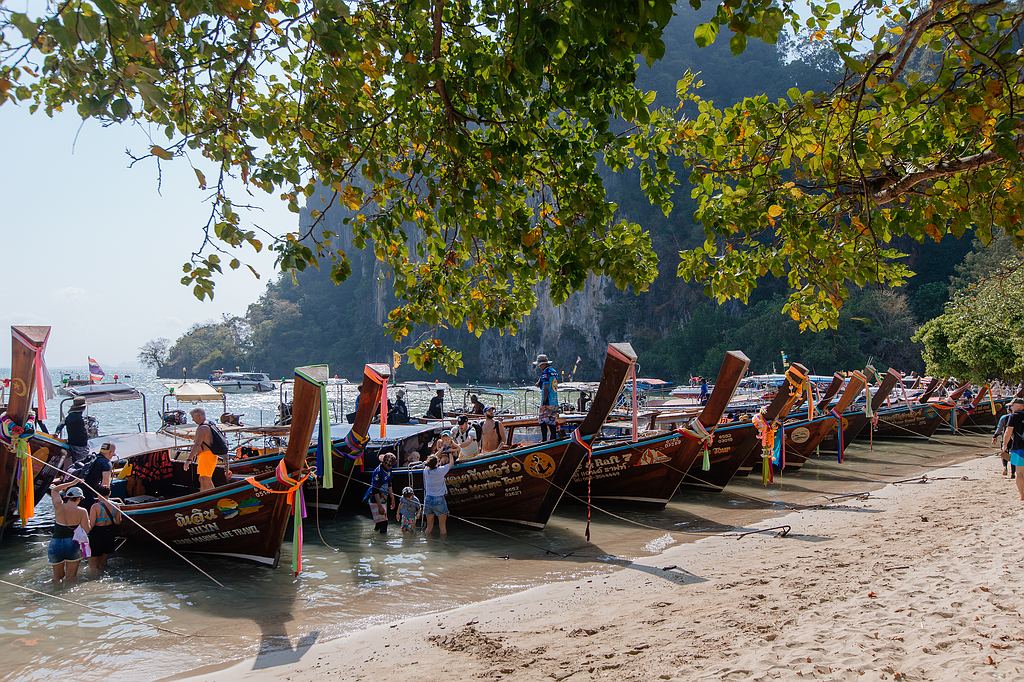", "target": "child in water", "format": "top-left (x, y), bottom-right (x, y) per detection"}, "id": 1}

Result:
top-left (397, 486), bottom-right (422, 532)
